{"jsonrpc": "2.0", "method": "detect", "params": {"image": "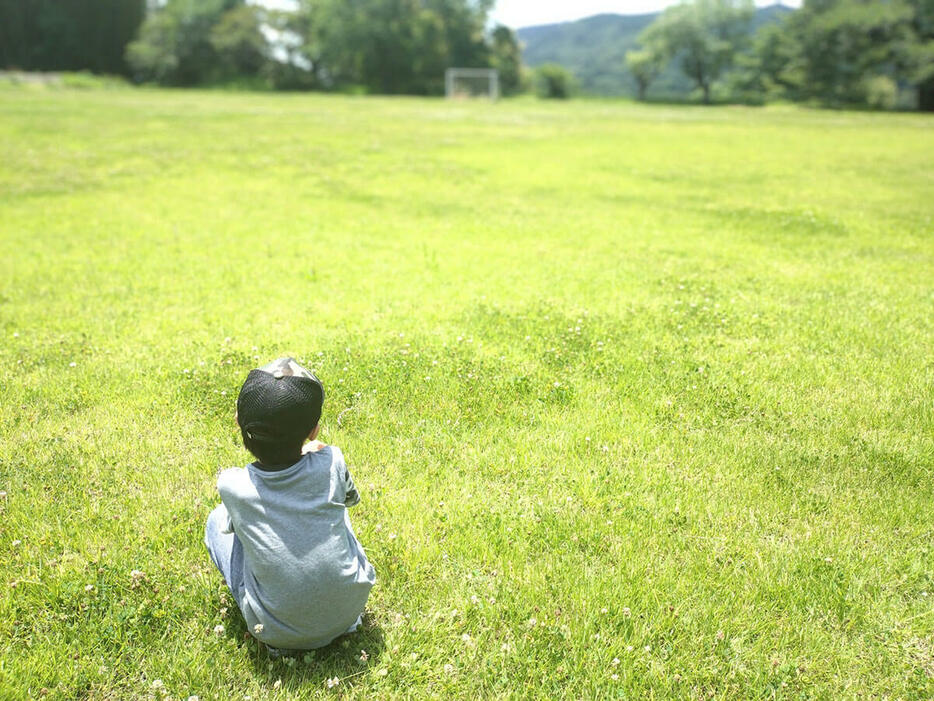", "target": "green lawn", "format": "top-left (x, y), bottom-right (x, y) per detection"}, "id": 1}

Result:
top-left (1, 87), bottom-right (932, 699)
